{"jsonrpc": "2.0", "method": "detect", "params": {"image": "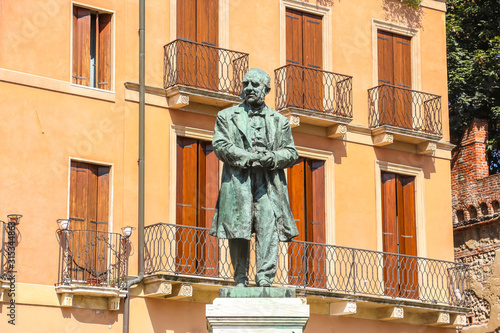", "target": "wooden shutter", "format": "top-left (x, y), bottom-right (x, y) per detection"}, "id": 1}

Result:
top-left (285, 9), bottom-right (304, 109)
top-left (307, 160), bottom-right (326, 288)
top-left (377, 31), bottom-right (394, 86)
top-left (177, 0), bottom-right (197, 41)
top-left (177, 0), bottom-right (197, 86)
top-left (287, 158), bottom-right (326, 288)
top-left (286, 9), bottom-right (323, 111)
top-left (381, 172), bottom-right (418, 299)
top-left (196, 0), bottom-right (218, 90)
top-left (377, 31), bottom-right (412, 128)
top-left (302, 12), bottom-right (323, 111)
top-left (381, 172), bottom-right (399, 297)
top-left (73, 7), bottom-right (91, 86)
top-left (397, 175), bottom-right (418, 299)
top-left (176, 137), bottom-right (198, 274)
top-left (198, 142), bottom-right (219, 276)
top-left (287, 157), bottom-right (306, 286)
top-left (393, 34), bottom-right (412, 128)
top-left (97, 14), bottom-right (112, 90)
